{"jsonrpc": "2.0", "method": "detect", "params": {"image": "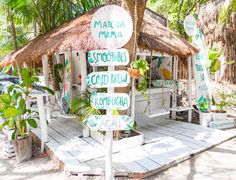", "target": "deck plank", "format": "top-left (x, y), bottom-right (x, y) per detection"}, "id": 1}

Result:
top-left (31, 115), bottom-right (236, 178)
